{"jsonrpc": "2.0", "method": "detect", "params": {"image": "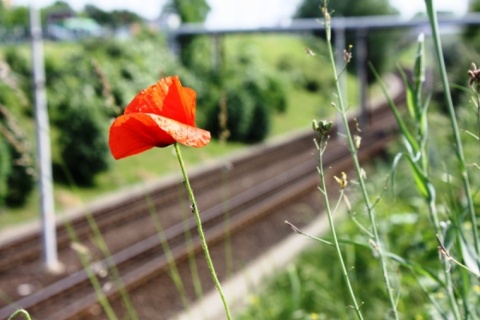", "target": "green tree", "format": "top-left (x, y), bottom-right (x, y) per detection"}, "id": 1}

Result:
top-left (163, 0), bottom-right (211, 67)
top-left (0, 5), bottom-right (29, 28)
top-left (83, 5), bottom-right (143, 28)
top-left (295, 0), bottom-right (399, 82)
top-left (41, 1), bottom-right (76, 24)
top-left (83, 5), bottom-right (110, 25)
top-left (165, 0), bottom-right (209, 22)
